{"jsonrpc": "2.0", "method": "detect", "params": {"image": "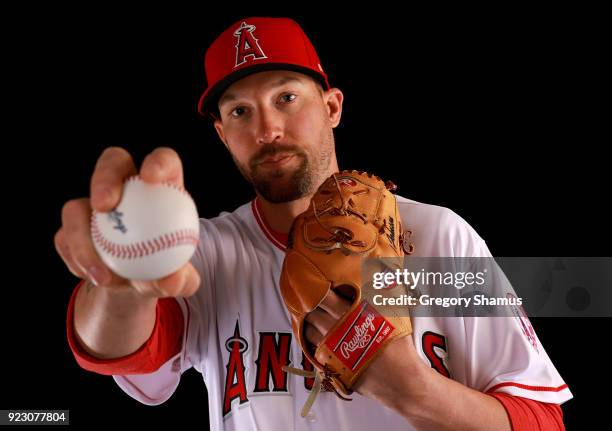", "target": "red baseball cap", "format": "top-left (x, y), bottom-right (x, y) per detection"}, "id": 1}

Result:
top-left (197, 17), bottom-right (330, 117)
